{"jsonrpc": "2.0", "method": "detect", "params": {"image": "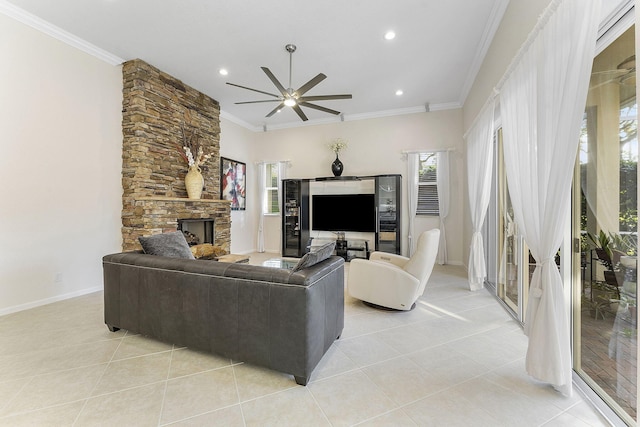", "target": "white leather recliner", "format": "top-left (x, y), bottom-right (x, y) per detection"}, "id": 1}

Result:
top-left (347, 229), bottom-right (440, 310)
